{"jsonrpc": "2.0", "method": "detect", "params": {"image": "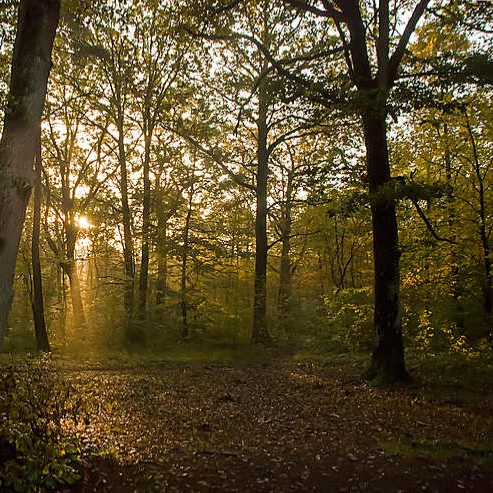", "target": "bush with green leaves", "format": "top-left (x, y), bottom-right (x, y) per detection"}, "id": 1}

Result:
top-left (0, 358), bottom-right (83, 492)
top-left (321, 288), bottom-right (374, 351)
